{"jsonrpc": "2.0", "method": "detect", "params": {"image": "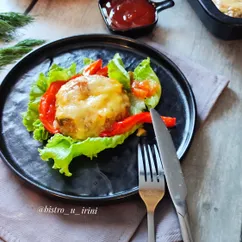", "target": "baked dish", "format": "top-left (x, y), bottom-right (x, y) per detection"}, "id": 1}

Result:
top-left (212, 0), bottom-right (242, 17)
